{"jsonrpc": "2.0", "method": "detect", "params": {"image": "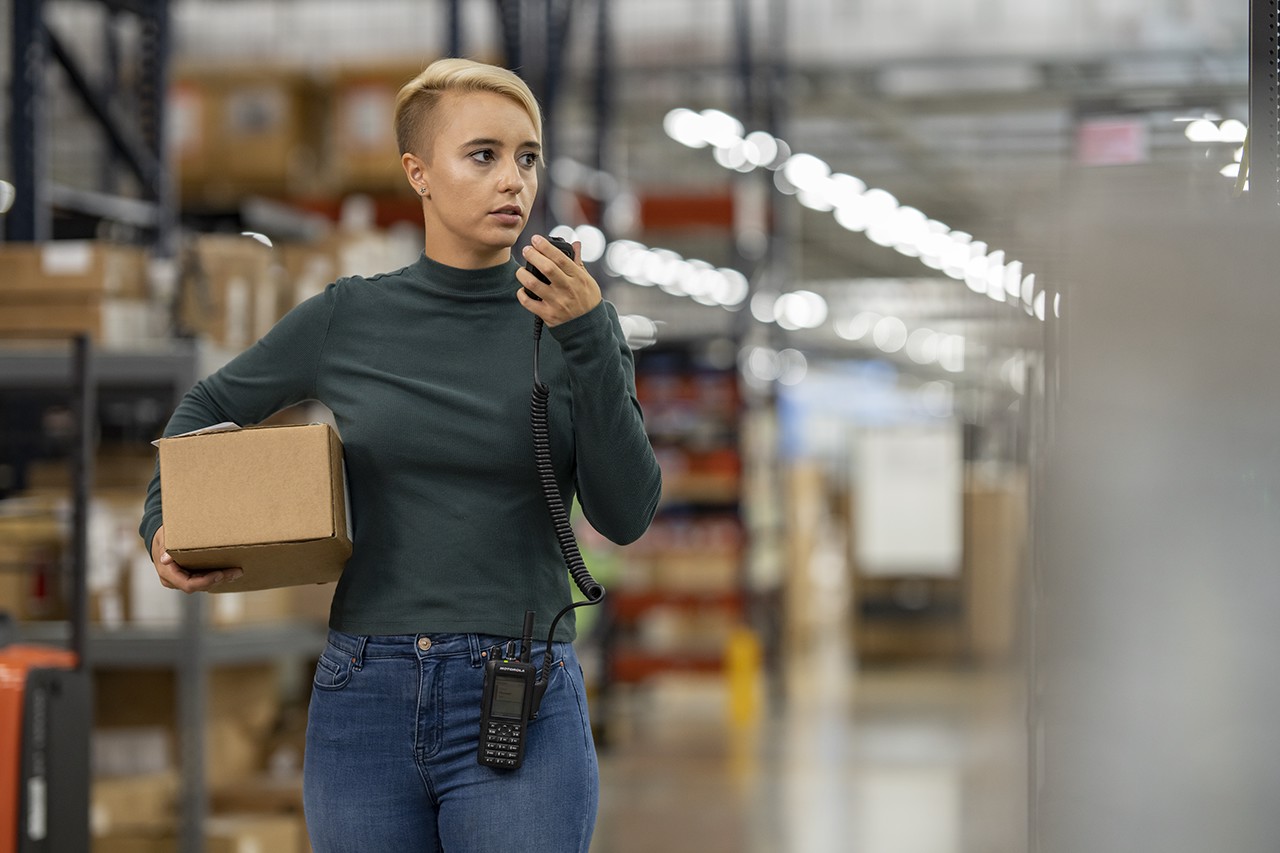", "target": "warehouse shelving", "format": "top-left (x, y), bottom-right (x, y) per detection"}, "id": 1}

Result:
top-left (598, 345), bottom-right (747, 711)
top-left (0, 337), bottom-right (327, 853)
